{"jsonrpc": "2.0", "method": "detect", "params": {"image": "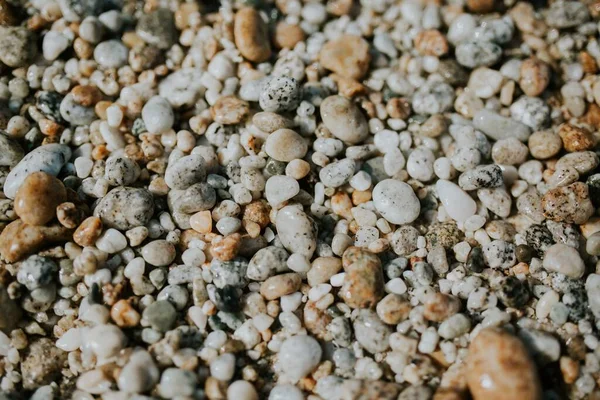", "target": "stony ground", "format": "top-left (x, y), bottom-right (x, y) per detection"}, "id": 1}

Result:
top-left (1, 0), bottom-right (600, 399)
